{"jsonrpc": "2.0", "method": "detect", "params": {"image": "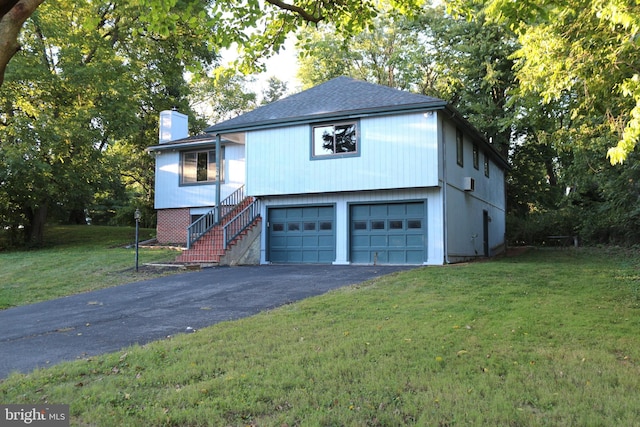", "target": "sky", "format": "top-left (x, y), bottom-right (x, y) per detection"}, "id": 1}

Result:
top-left (222, 36), bottom-right (302, 100)
top-left (260, 36), bottom-right (301, 91)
